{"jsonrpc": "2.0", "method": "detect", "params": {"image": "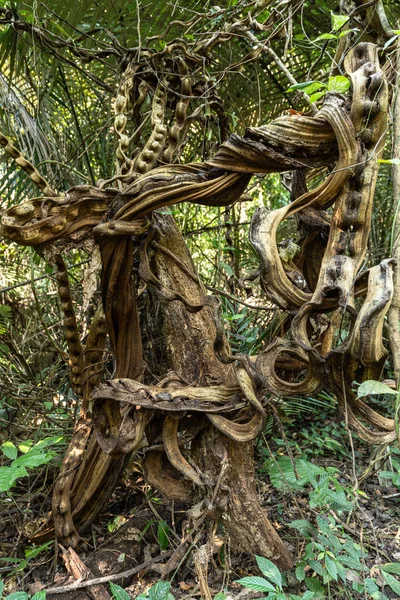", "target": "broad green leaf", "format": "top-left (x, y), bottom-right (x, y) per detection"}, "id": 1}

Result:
top-left (267, 457), bottom-right (324, 491)
top-left (382, 571), bottom-right (400, 595)
top-left (357, 380), bottom-right (397, 398)
top-left (0, 465), bottom-right (28, 492)
top-left (148, 581), bottom-right (172, 600)
top-left (381, 563), bottom-right (400, 575)
top-left (18, 441), bottom-right (33, 454)
top-left (305, 577), bottom-right (325, 594)
top-left (4, 593), bottom-right (29, 600)
top-left (331, 12), bottom-right (349, 31)
top-left (295, 562), bottom-right (306, 581)
top-left (13, 451), bottom-right (55, 469)
top-left (213, 594), bottom-right (226, 600)
top-left (309, 91), bottom-right (326, 103)
top-left (327, 76), bottom-right (350, 94)
top-left (379, 471), bottom-right (395, 480)
top-left (308, 559), bottom-right (323, 576)
top-left (364, 578), bottom-right (381, 596)
top-left (1, 441), bottom-right (18, 460)
top-left (109, 582), bottom-right (131, 600)
top-left (235, 576), bottom-right (276, 592)
top-left (29, 436), bottom-right (63, 453)
top-left (256, 556), bottom-right (282, 589)
top-left (289, 519), bottom-right (315, 536)
top-left (31, 592), bottom-right (47, 600)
